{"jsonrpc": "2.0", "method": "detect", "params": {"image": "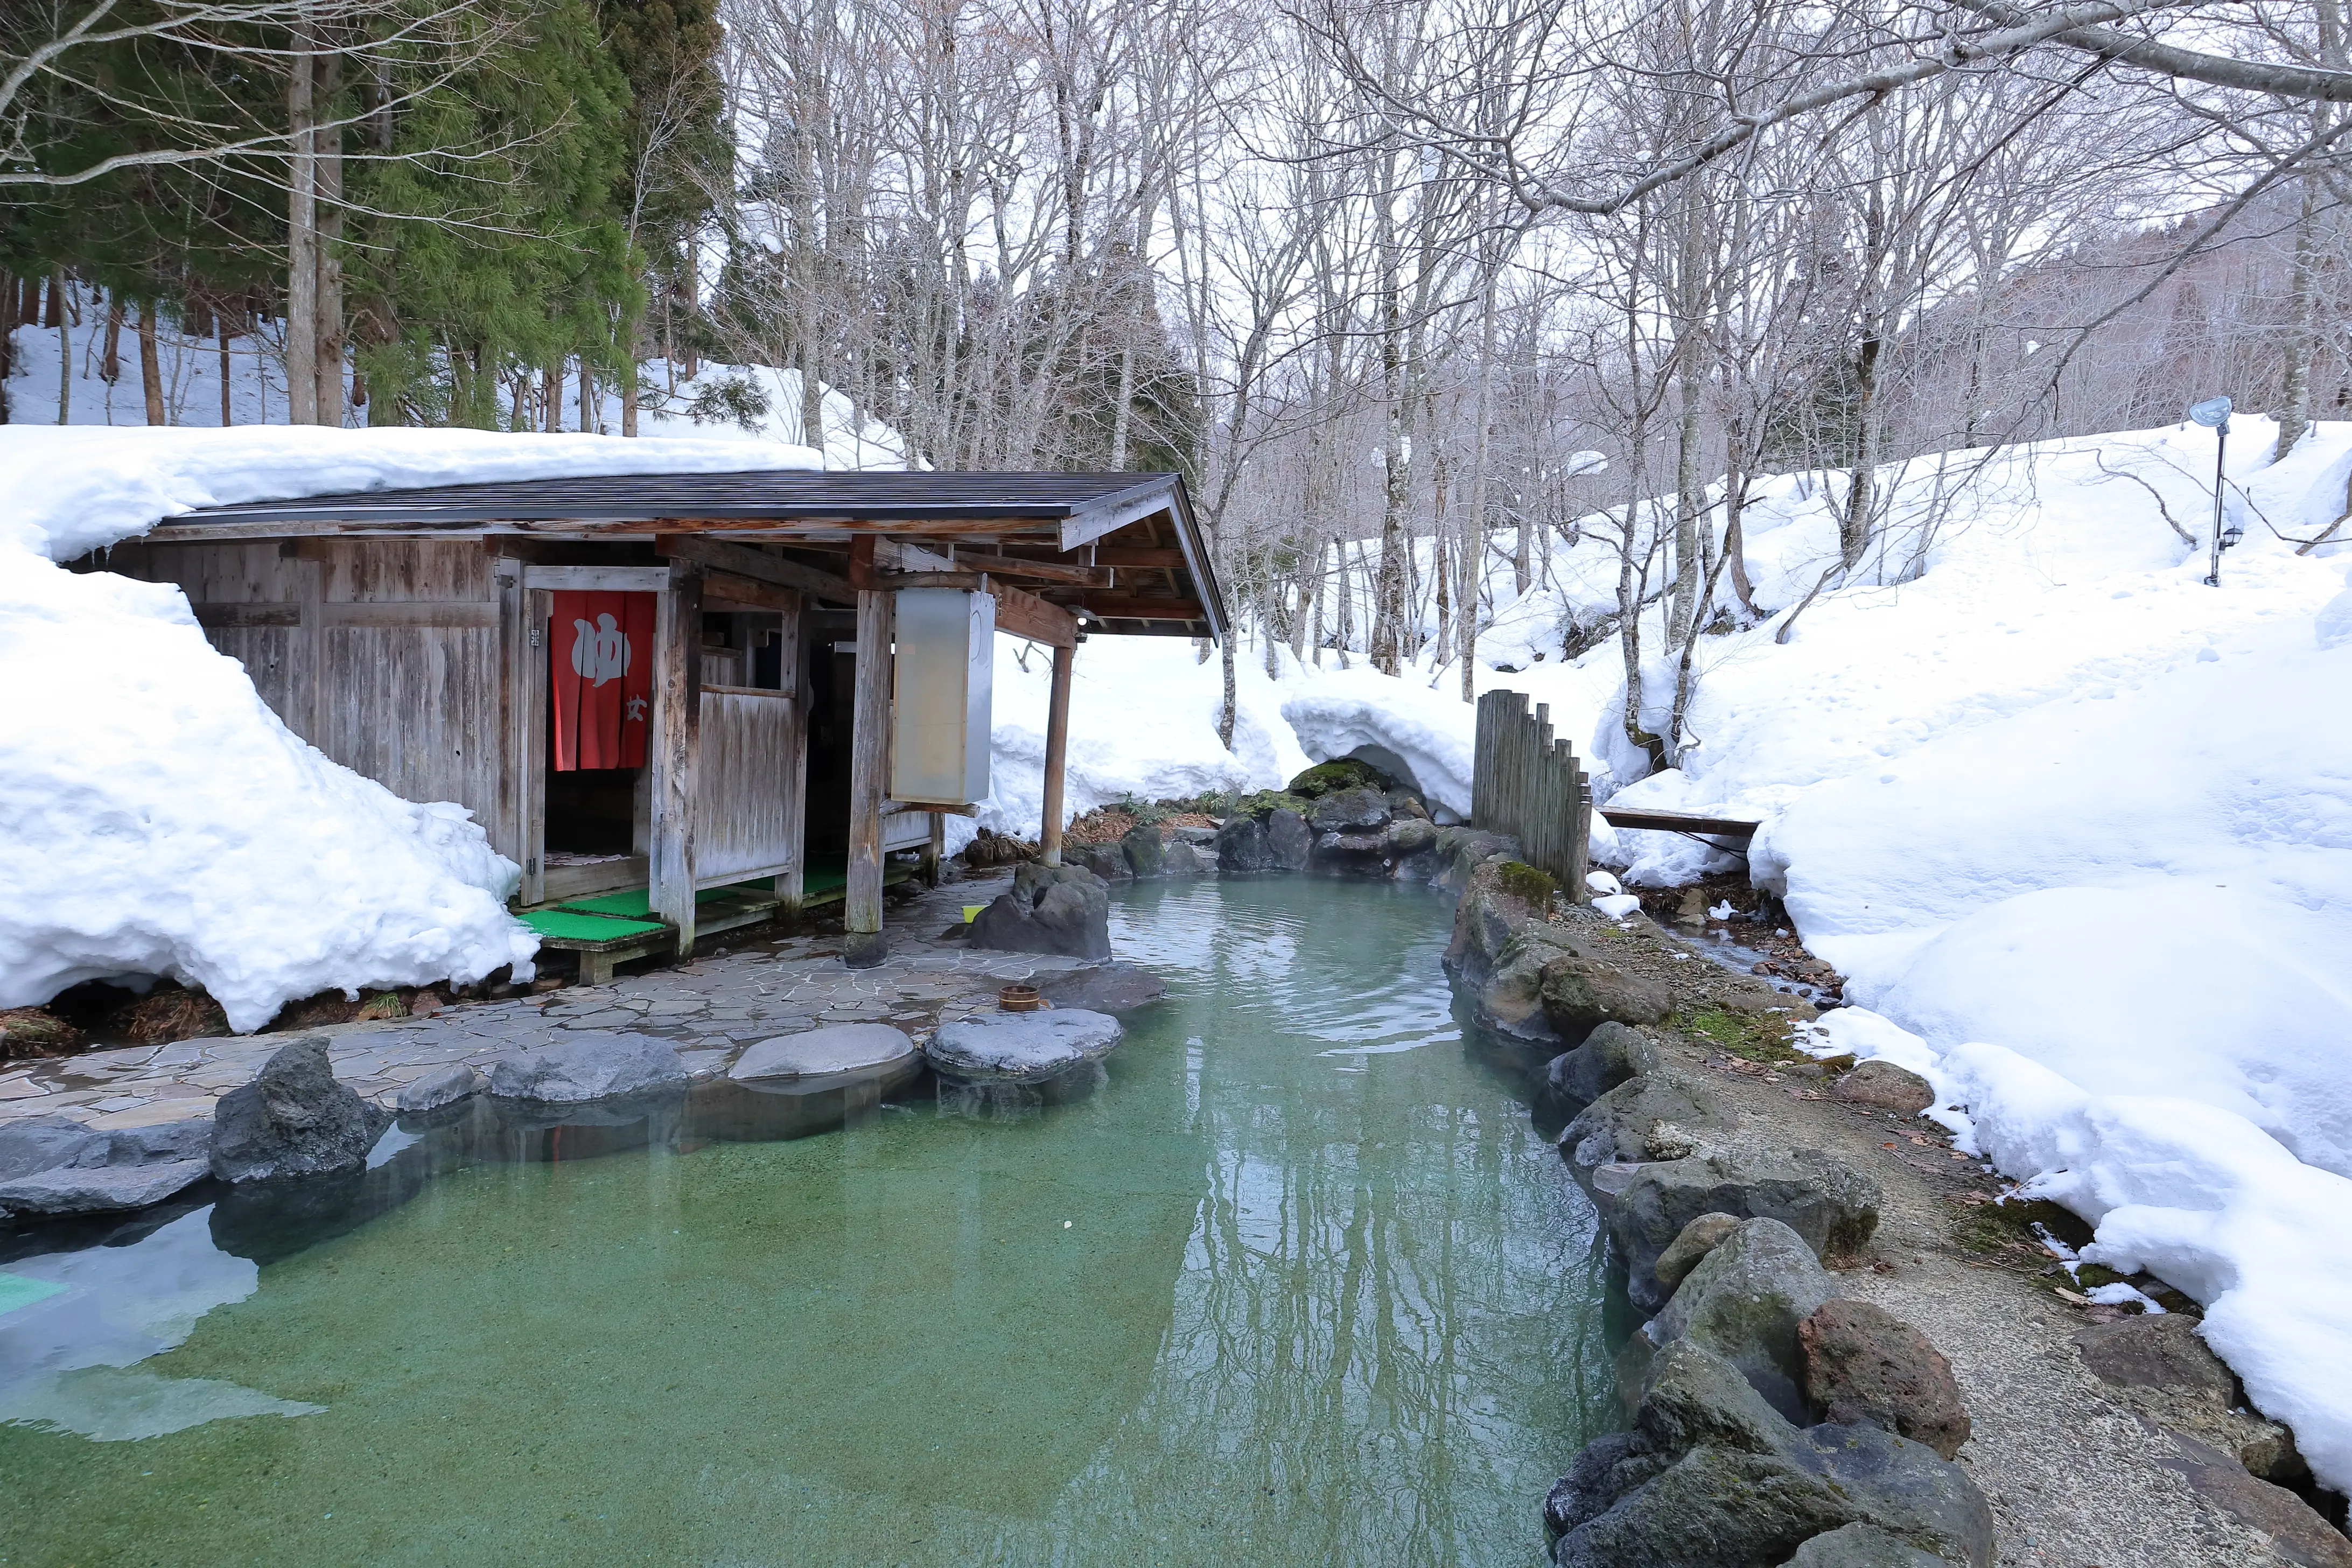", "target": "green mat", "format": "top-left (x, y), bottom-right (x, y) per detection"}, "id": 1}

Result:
top-left (555, 882), bottom-right (774, 920)
top-left (0, 1272), bottom-right (68, 1318)
top-left (519, 909), bottom-right (667, 943)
